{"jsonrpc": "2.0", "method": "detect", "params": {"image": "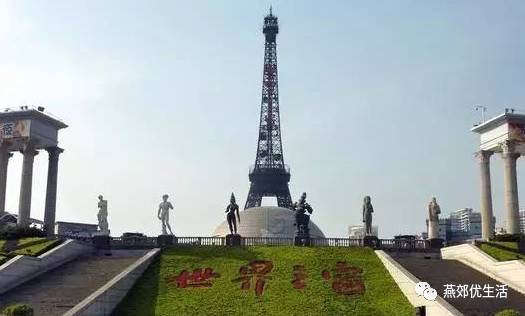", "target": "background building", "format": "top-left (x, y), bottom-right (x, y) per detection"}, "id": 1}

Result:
top-left (55, 221), bottom-right (98, 237)
top-left (426, 208), bottom-right (494, 242)
top-left (348, 225), bottom-right (378, 238)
